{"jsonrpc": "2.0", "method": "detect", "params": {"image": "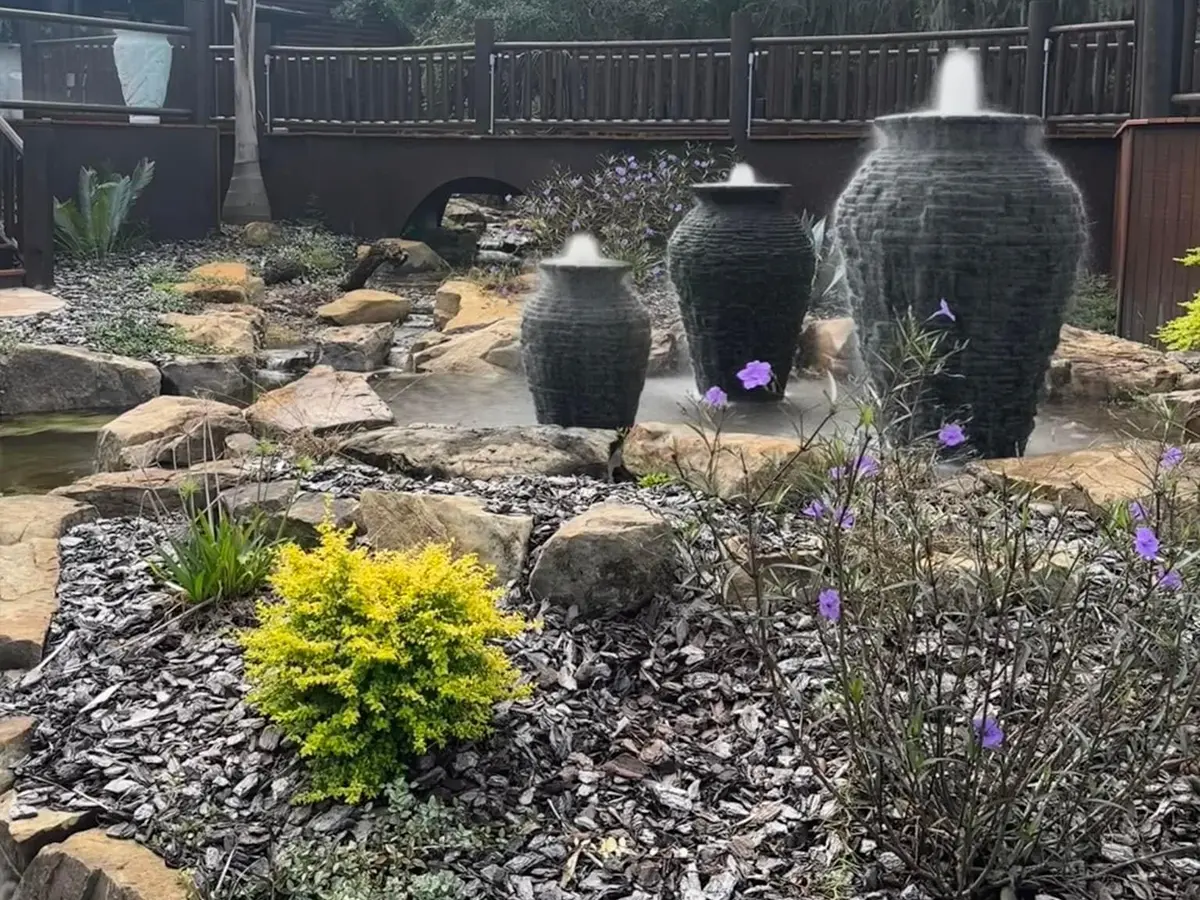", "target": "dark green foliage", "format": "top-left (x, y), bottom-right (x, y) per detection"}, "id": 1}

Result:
top-left (53, 159), bottom-right (155, 260)
top-left (1064, 272), bottom-right (1118, 334)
